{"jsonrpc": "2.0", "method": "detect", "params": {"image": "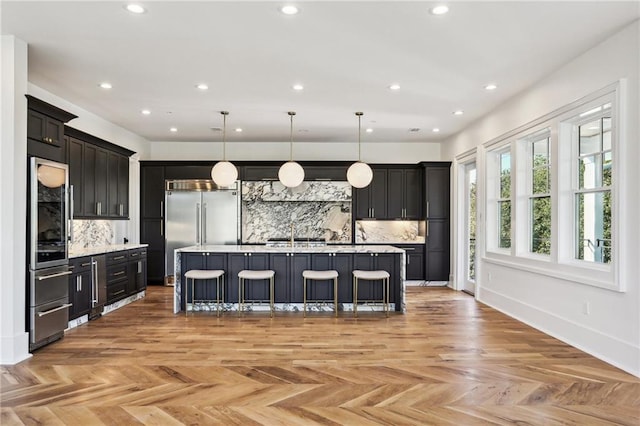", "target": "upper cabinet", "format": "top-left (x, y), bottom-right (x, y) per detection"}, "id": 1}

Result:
top-left (65, 127), bottom-right (133, 220)
top-left (26, 95), bottom-right (77, 163)
top-left (424, 164), bottom-right (450, 219)
top-left (354, 166), bottom-right (422, 220)
top-left (422, 162), bottom-right (451, 281)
